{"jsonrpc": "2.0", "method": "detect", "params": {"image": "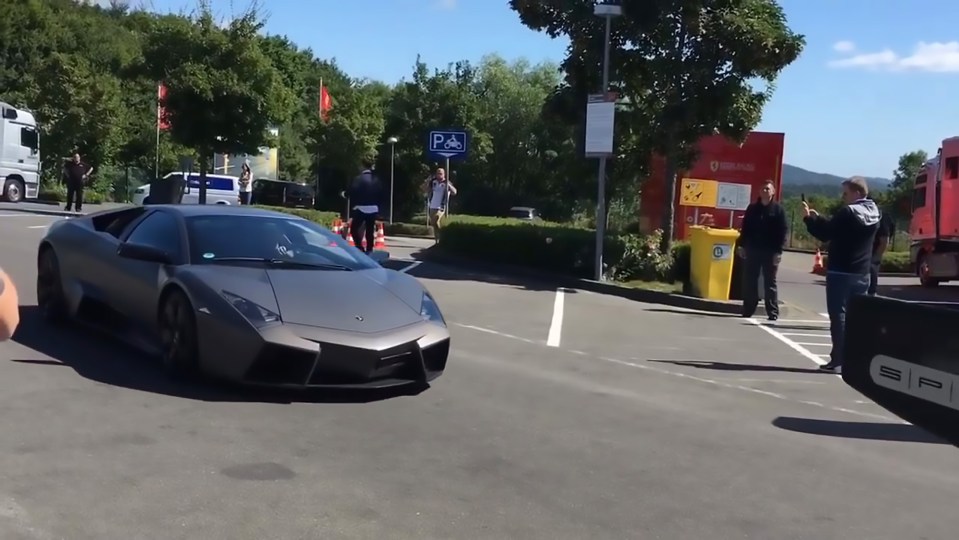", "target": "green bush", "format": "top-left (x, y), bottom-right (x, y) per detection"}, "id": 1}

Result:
top-left (821, 251), bottom-right (912, 273)
top-left (669, 241), bottom-right (691, 283)
top-left (38, 183), bottom-right (108, 204)
top-left (385, 222), bottom-right (432, 237)
top-left (254, 205), bottom-right (340, 226)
